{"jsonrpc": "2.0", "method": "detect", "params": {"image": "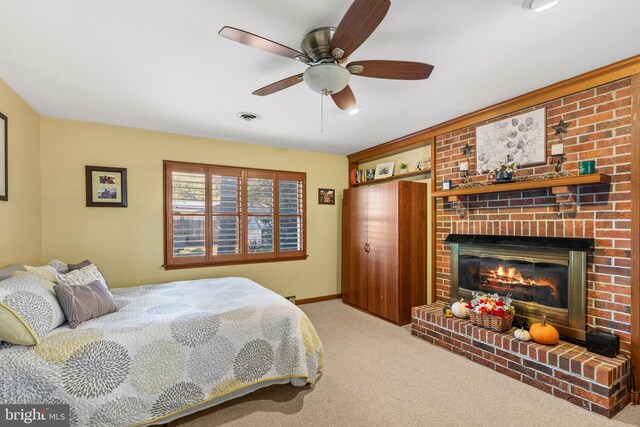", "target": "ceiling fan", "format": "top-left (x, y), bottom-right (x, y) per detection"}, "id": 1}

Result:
top-left (219, 0), bottom-right (434, 112)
